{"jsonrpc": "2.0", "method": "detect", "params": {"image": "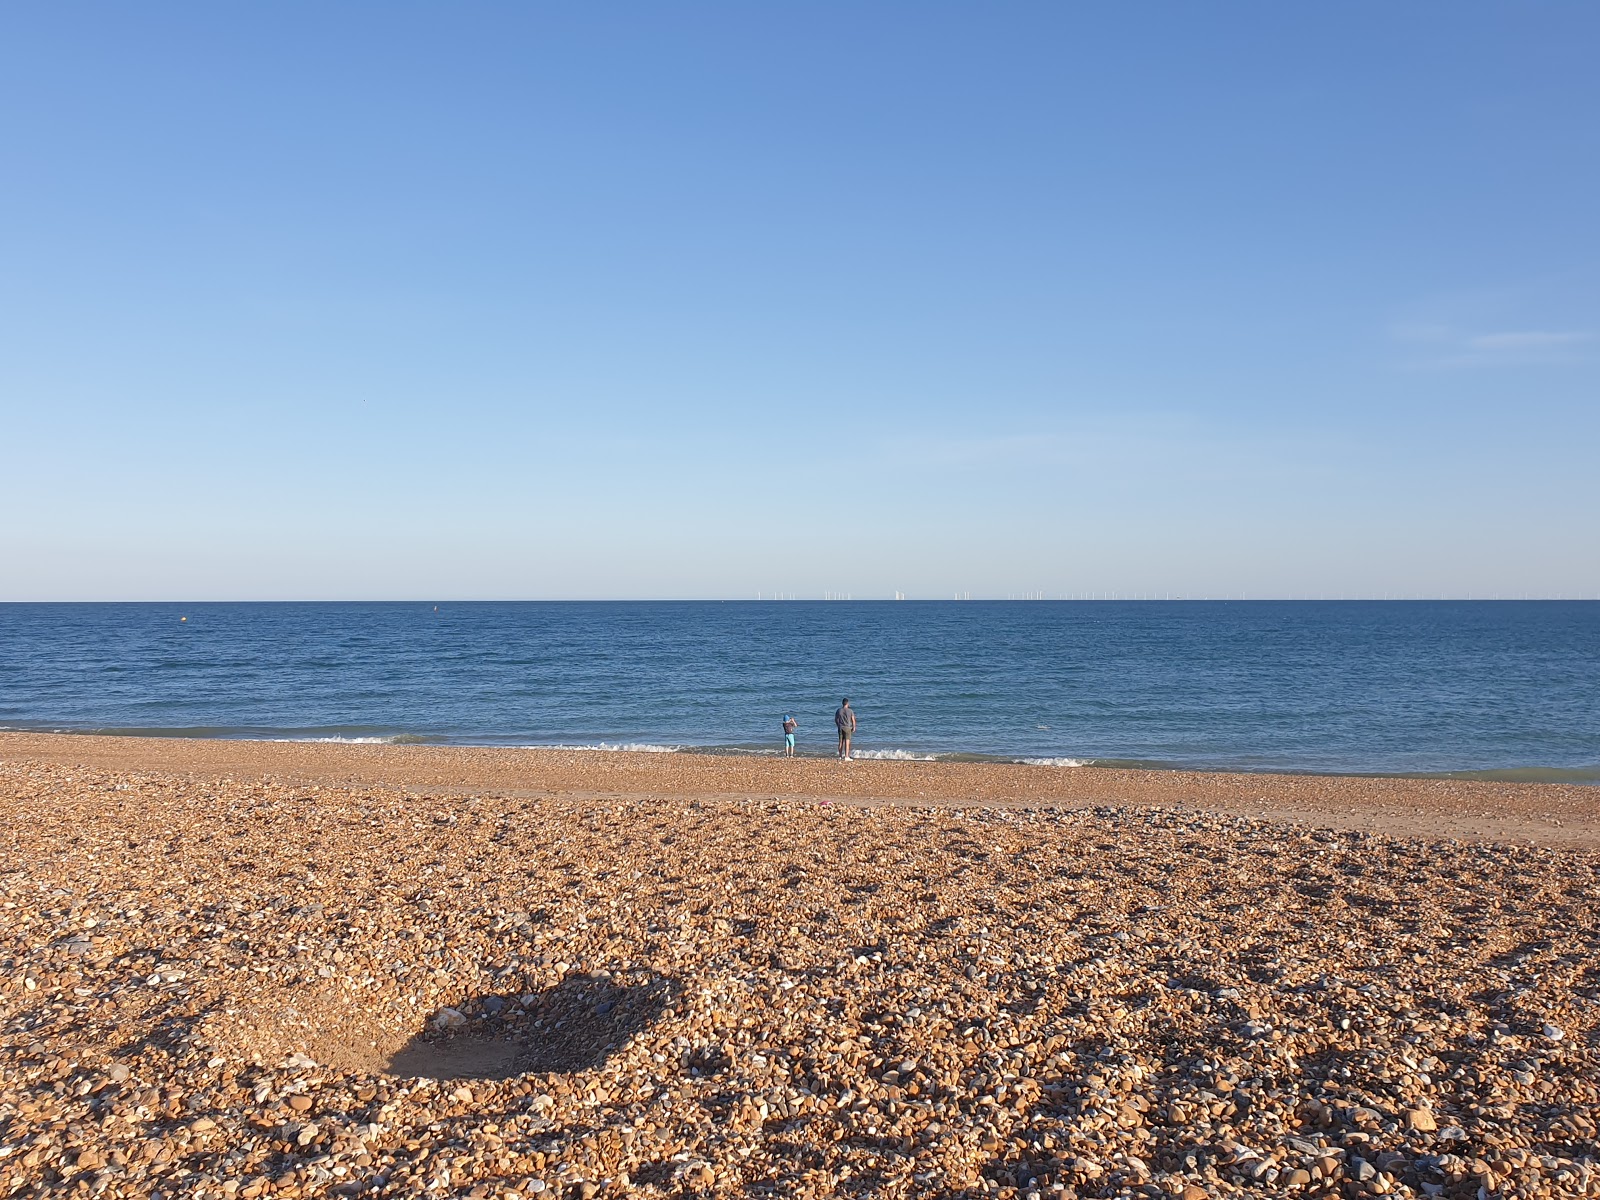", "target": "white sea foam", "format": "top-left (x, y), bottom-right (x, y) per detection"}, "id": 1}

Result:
top-left (852, 748), bottom-right (939, 761)
top-left (1016, 756), bottom-right (1088, 767)
top-left (279, 736), bottom-right (396, 744)
top-left (540, 742), bottom-right (684, 754)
